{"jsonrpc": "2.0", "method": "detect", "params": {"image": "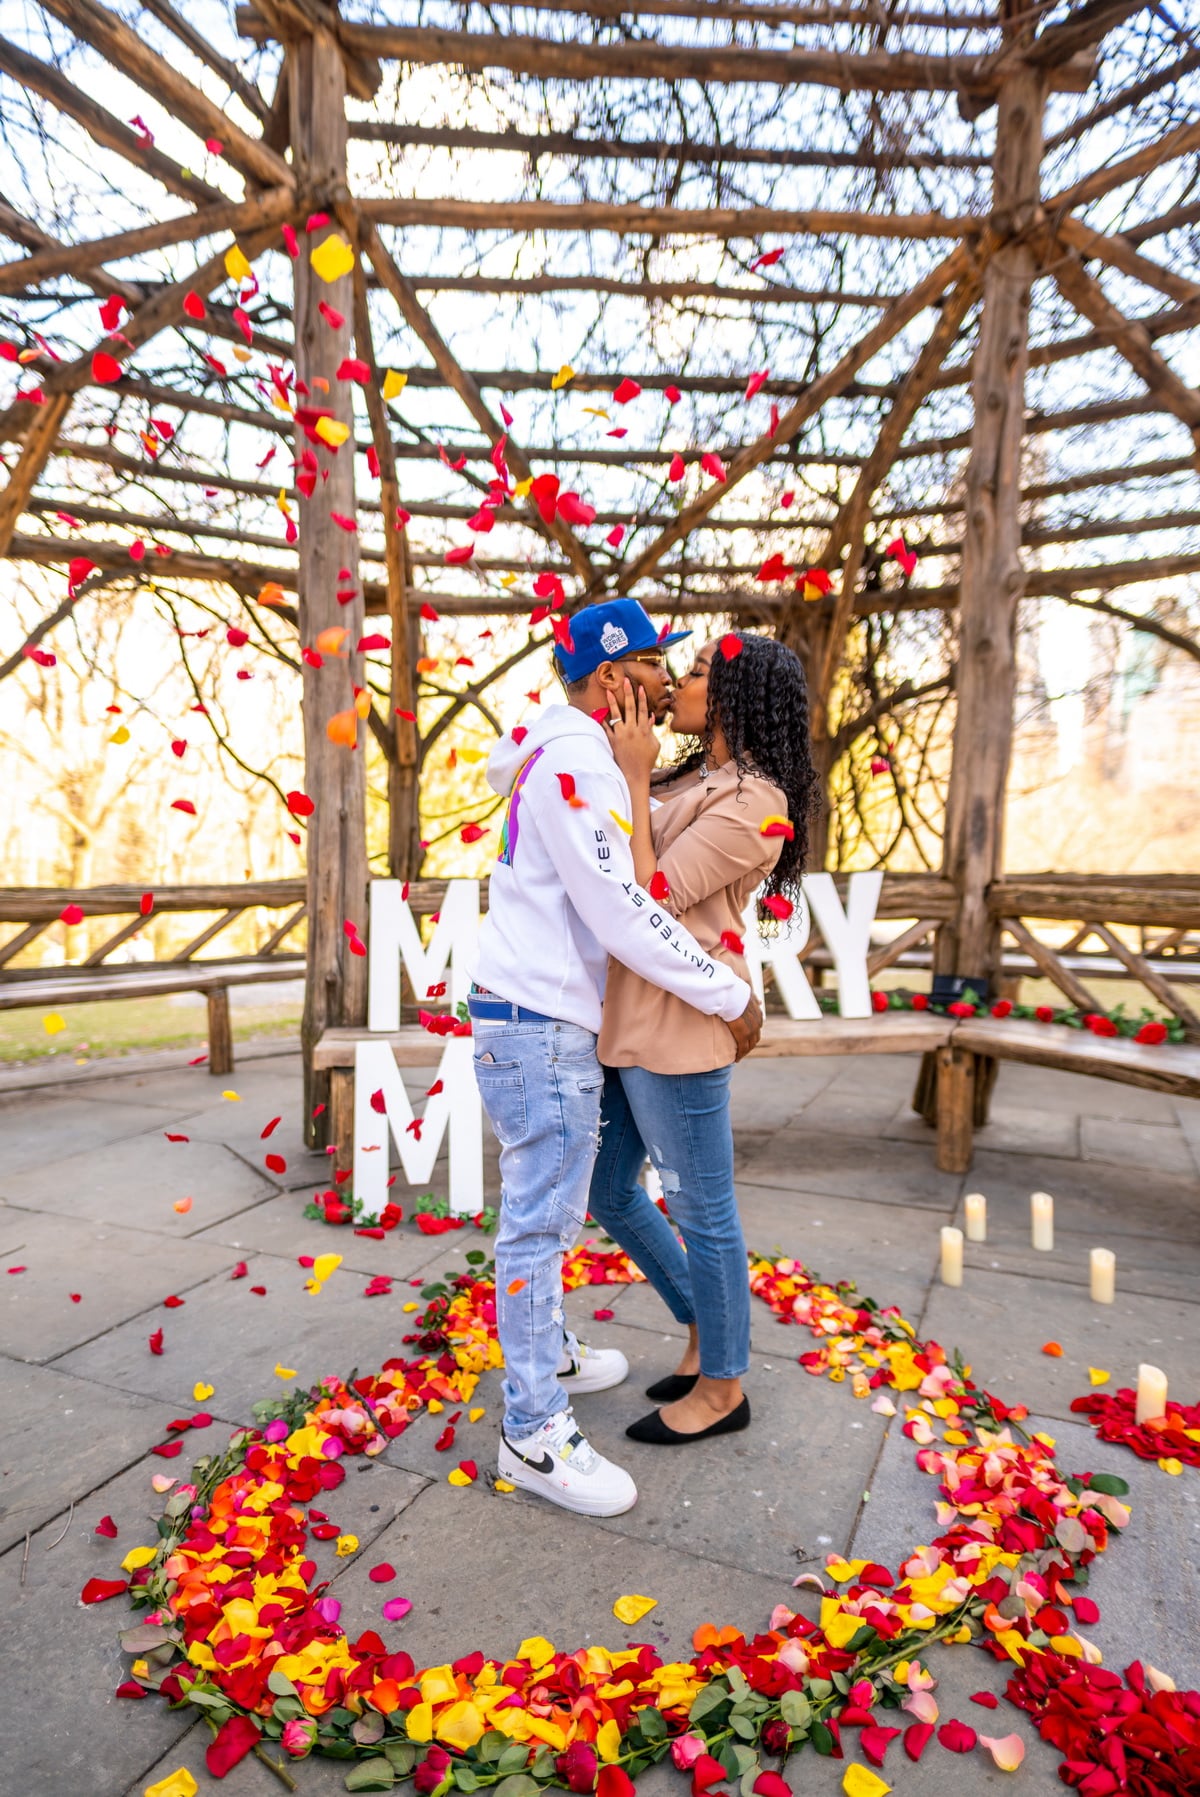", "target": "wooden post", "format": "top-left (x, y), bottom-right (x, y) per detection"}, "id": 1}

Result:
top-left (289, 18), bottom-right (369, 1150)
top-left (934, 1044), bottom-right (975, 1174)
top-left (206, 986), bottom-right (233, 1077)
top-left (923, 31), bottom-right (1048, 1136)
